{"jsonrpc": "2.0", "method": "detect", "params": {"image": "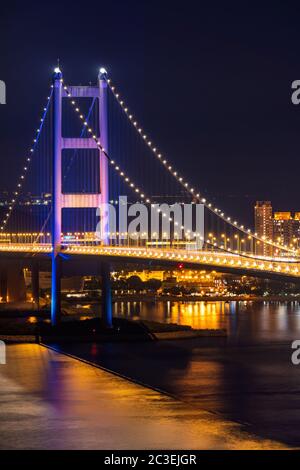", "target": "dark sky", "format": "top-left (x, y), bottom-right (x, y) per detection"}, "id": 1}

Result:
top-left (1, 0), bottom-right (300, 226)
